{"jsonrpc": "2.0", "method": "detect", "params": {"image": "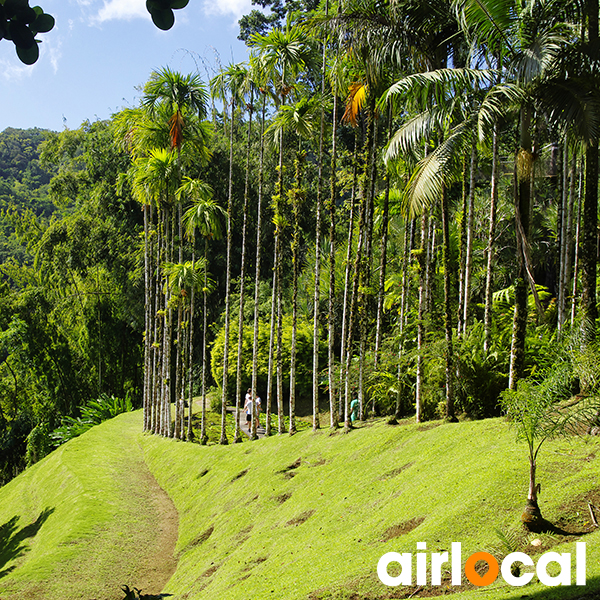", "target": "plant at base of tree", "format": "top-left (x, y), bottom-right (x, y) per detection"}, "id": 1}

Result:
top-left (500, 355), bottom-right (600, 531)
